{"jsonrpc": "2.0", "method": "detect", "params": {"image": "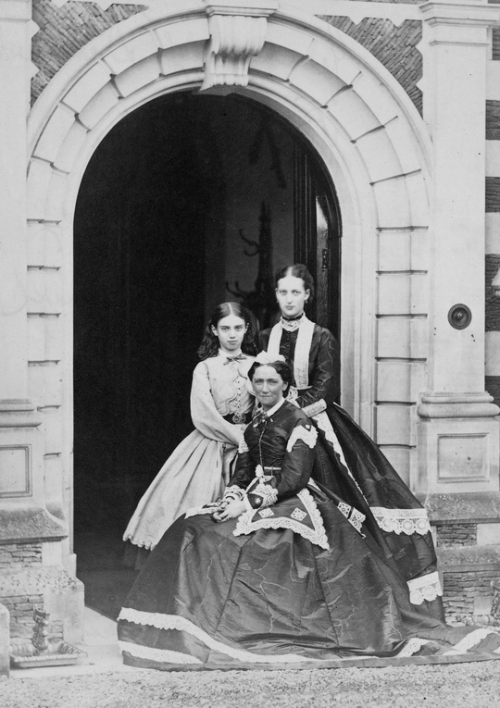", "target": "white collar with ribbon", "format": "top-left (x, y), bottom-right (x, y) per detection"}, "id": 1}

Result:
top-left (267, 316), bottom-right (315, 390)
